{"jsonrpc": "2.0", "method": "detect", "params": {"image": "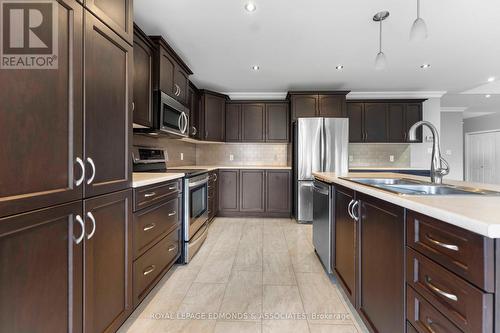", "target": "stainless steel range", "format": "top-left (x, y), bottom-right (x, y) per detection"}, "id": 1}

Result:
top-left (132, 146), bottom-right (209, 263)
